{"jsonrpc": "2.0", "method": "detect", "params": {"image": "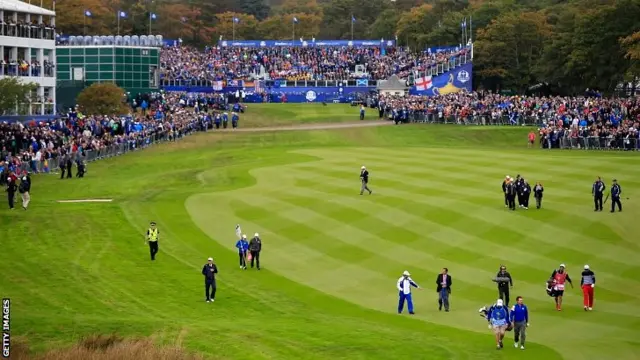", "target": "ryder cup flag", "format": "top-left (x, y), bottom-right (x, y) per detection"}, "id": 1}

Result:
top-left (235, 224), bottom-right (242, 239)
top-left (415, 76), bottom-right (433, 91)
